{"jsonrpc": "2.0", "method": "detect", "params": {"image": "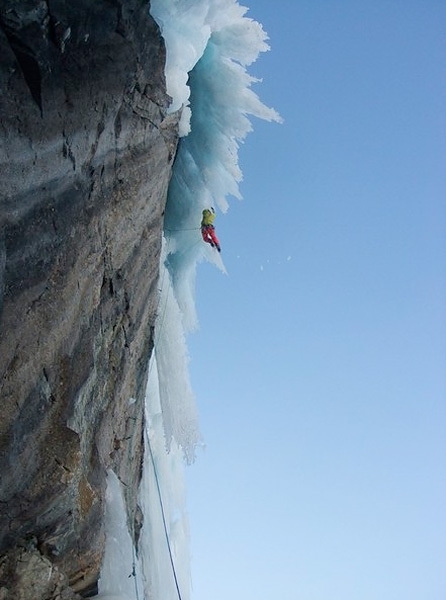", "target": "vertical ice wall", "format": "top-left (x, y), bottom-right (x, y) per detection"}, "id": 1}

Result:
top-left (152, 0), bottom-right (281, 329)
top-left (96, 471), bottom-right (144, 600)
